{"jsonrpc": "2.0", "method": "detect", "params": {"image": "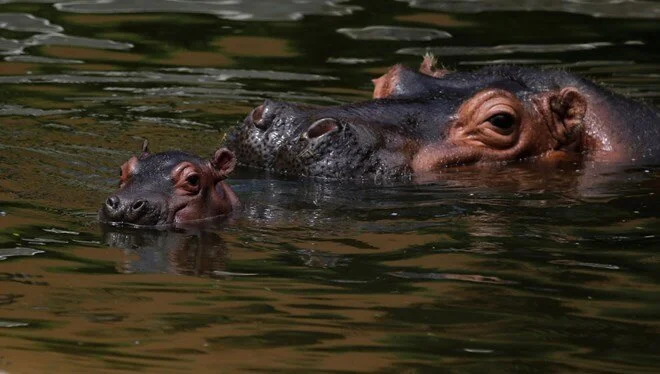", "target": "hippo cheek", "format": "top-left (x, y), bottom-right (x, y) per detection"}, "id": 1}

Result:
top-left (411, 144), bottom-right (484, 173)
top-left (214, 182), bottom-right (240, 211)
top-left (170, 190), bottom-right (234, 224)
top-left (171, 198), bottom-right (205, 224)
